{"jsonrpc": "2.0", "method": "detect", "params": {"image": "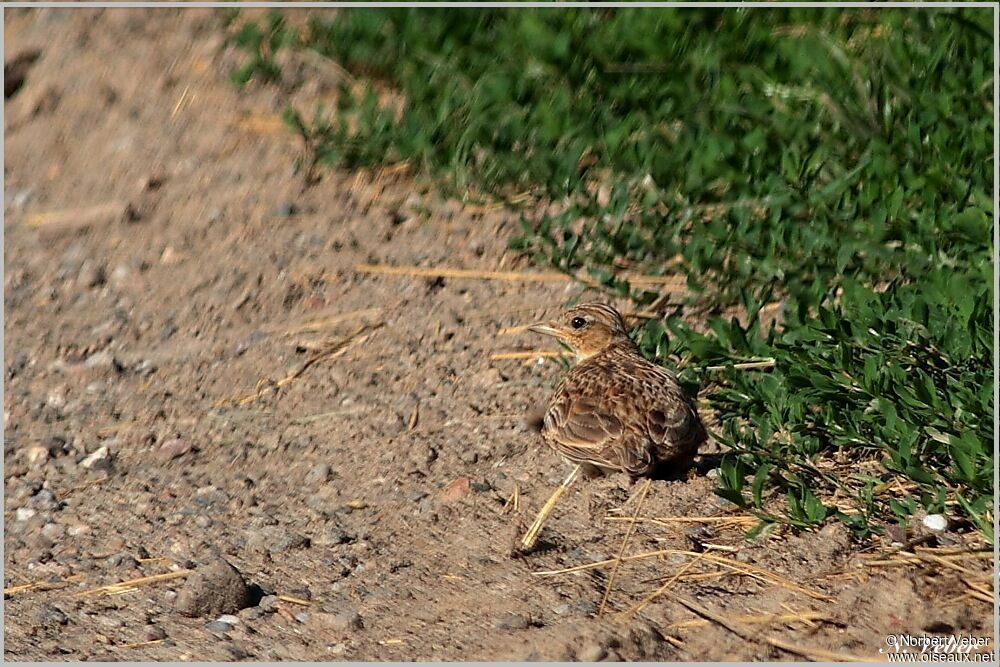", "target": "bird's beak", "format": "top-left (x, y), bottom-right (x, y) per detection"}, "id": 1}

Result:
top-left (527, 321), bottom-right (566, 339)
